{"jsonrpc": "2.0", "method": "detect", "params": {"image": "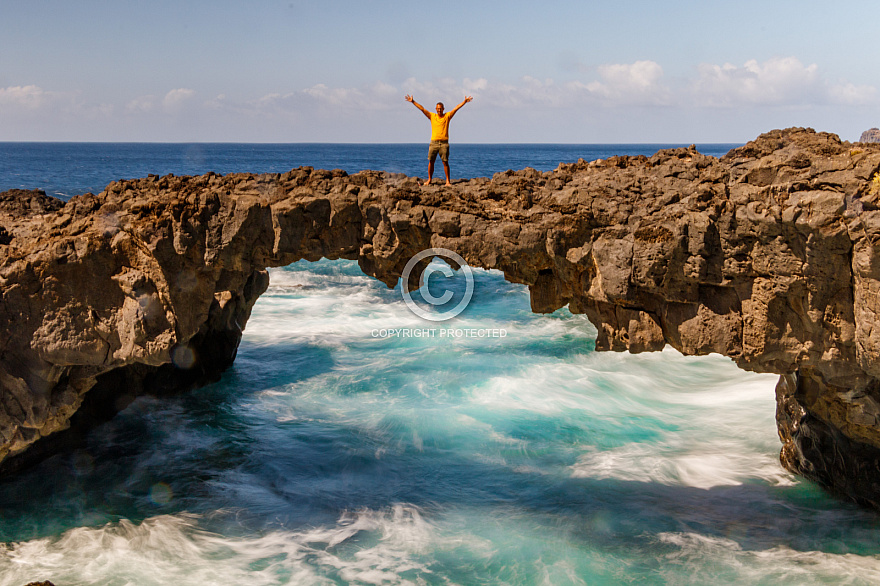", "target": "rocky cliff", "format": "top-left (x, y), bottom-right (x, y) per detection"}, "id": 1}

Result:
top-left (860, 128), bottom-right (880, 143)
top-left (3, 127), bottom-right (880, 506)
